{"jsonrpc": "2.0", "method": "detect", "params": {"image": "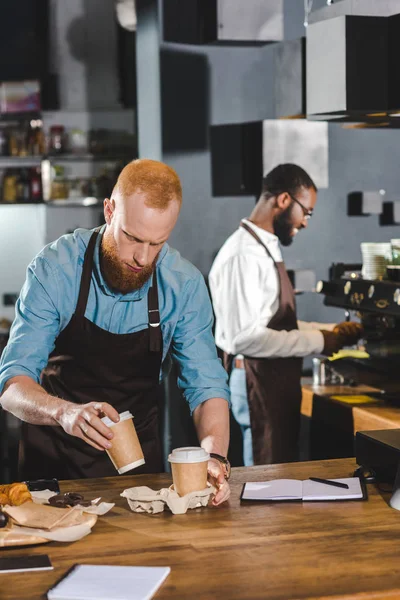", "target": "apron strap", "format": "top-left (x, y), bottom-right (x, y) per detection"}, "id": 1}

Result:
top-left (75, 229), bottom-right (99, 318)
top-left (148, 270), bottom-right (162, 353)
top-left (240, 220), bottom-right (295, 321)
top-left (240, 221), bottom-right (277, 265)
